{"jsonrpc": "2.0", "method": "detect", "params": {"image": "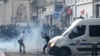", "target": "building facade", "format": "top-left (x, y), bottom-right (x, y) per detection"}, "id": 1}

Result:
top-left (95, 0), bottom-right (100, 18)
top-left (76, 0), bottom-right (93, 18)
top-left (65, 0), bottom-right (100, 20)
top-left (12, 0), bottom-right (31, 24)
top-left (65, 0), bottom-right (76, 24)
top-left (30, 0), bottom-right (100, 37)
top-left (0, 0), bottom-right (12, 25)
top-left (0, 0), bottom-right (31, 25)
top-left (65, 0), bottom-right (93, 25)
top-left (36, 0), bottom-right (63, 37)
